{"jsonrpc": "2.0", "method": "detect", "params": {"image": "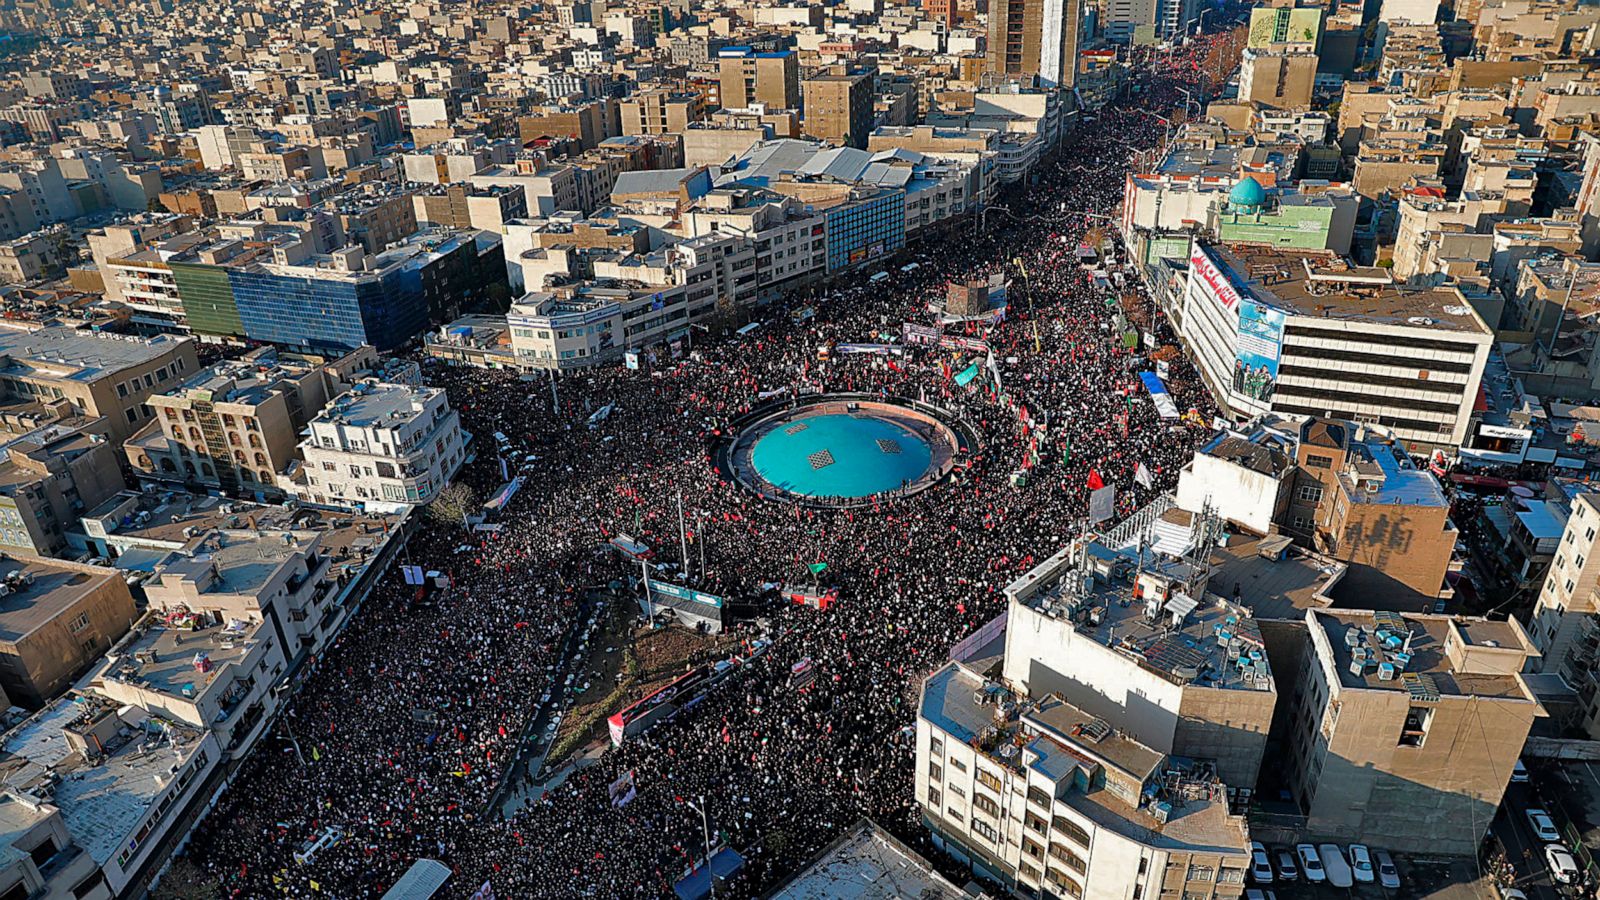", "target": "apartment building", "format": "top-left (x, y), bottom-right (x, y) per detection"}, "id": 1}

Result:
top-left (985, 0), bottom-right (1083, 88)
top-left (620, 88), bottom-right (707, 136)
top-left (294, 381), bottom-right (469, 510)
top-left (915, 536), bottom-right (1265, 897)
top-left (681, 188), bottom-right (826, 300)
top-left (0, 326), bottom-right (199, 444)
top-left (1179, 242), bottom-right (1493, 451)
top-left (1286, 609), bottom-right (1541, 854)
top-left (803, 72), bottom-right (875, 149)
top-left (125, 348), bottom-right (337, 500)
top-left (0, 555), bottom-right (136, 709)
top-left (0, 422), bottom-right (125, 559)
top-left (718, 48), bottom-right (800, 111)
